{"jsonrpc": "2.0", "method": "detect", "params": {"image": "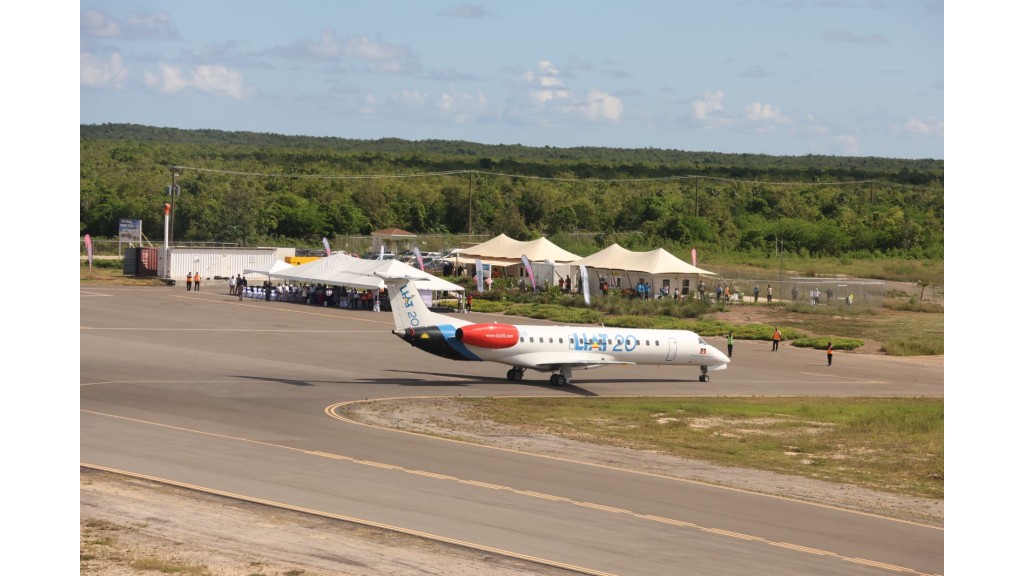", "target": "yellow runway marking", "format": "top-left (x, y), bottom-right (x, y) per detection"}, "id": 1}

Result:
top-left (172, 293), bottom-right (395, 326)
top-left (82, 327), bottom-right (382, 333)
top-left (80, 463), bottom-right (616, 576)
top-left (82, 407), bottom-right (939, 576)
top-left (800, 371), bottom-right (886, 383)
